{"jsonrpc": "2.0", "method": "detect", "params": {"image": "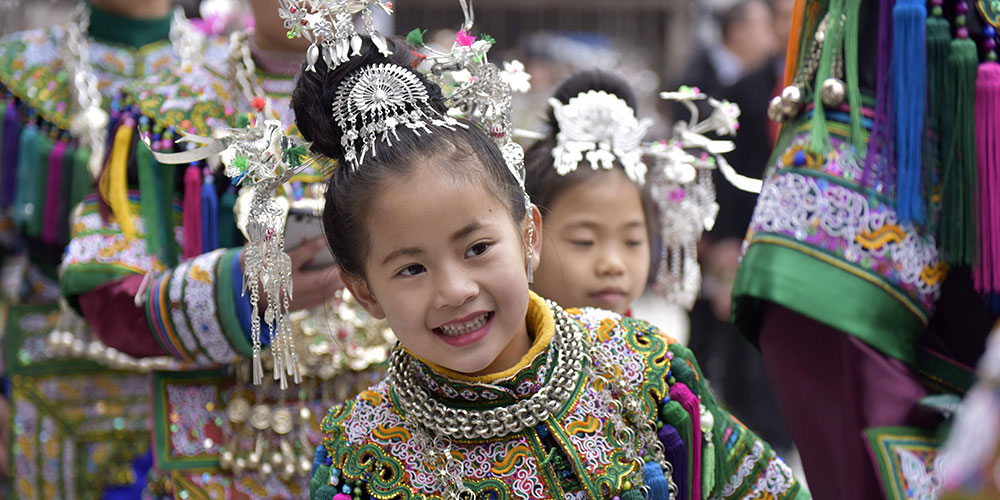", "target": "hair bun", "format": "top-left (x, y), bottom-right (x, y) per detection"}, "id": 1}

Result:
top-left (291, 36), bottom-right (441, 162)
